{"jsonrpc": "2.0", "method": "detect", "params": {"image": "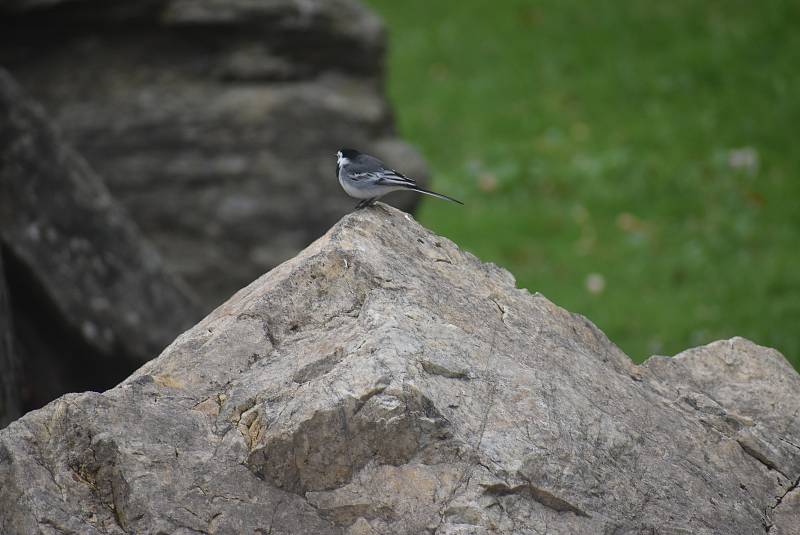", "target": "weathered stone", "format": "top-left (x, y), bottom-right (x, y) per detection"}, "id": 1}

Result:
top-left (0, 69), bottom-right (201, 413)
top-left (0, 0), bottom-right (429, 311)
top-left (0, 205), bottom-right (797, 533)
